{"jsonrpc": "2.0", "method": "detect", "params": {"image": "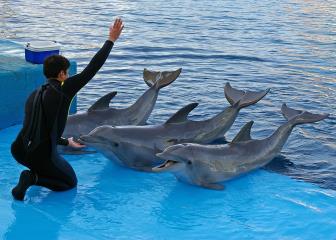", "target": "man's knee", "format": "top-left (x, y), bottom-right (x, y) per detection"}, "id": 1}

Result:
top-left (68, 175), bottom-right (78, 188)
top-left (64, 174), bottom-right (77, 190)
top-left (11, 140), bottom-right (21, 161)
top-left (49, 173), bottom-right (77, 191)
